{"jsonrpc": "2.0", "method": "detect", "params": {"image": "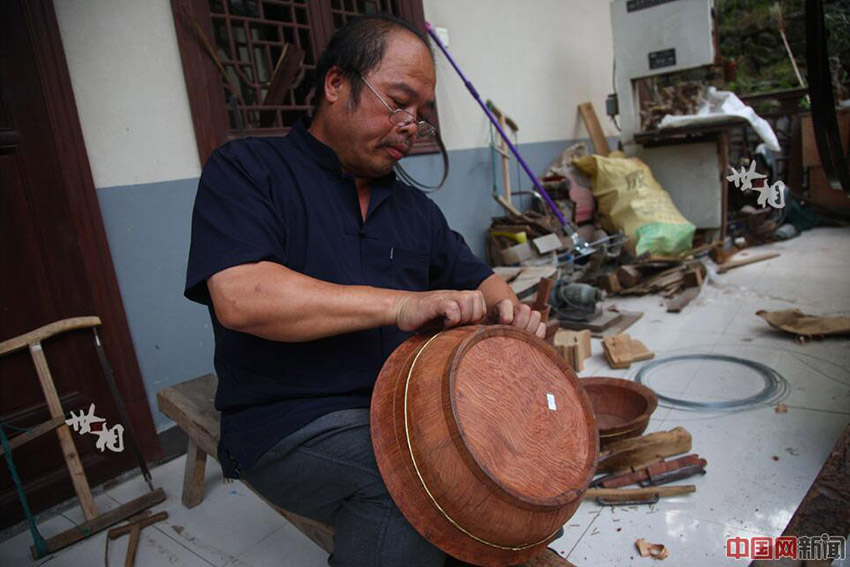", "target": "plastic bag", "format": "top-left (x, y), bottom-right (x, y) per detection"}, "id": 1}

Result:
top-left (574, 153), bottom-right (695, 256)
